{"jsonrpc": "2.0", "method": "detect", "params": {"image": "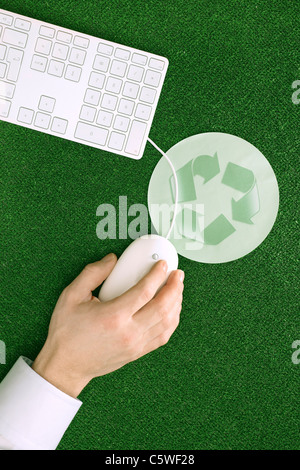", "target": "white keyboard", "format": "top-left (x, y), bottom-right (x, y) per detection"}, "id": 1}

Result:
top-left (0, 9), bottom-right (169, 159)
